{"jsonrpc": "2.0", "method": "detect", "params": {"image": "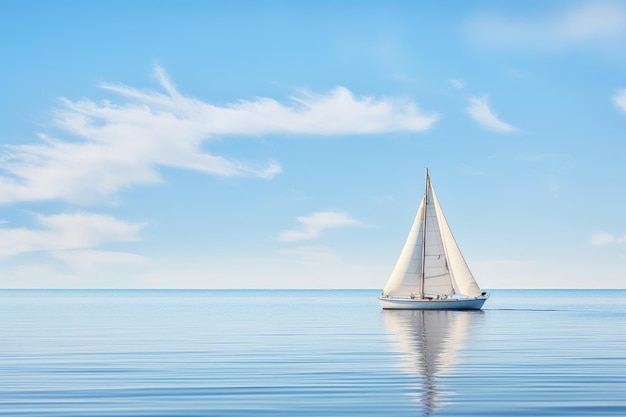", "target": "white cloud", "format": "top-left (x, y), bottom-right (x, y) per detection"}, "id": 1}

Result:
top-left (450, 79), bottom-right (465, 89)
top-left (591, 231), bottom-right (626, 245)
top-left (50, 249), bottom-right (148, 270)
top-left (0, 212), bottom-right (142, 259)
top-left (613, 89), bottom-right (626, 113)
top-left (466, 1), bottom-right (626, 49)
top-left (466, 96), bottom-right (516, 132)
top-left (276, 211), bottom-right (362, 242)
top-left (459, 165), bottom-right (486, 176)
top-left (0, 67), bottom-right (438, 204)
top-left (516, 153), bottom-right (577, 169)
